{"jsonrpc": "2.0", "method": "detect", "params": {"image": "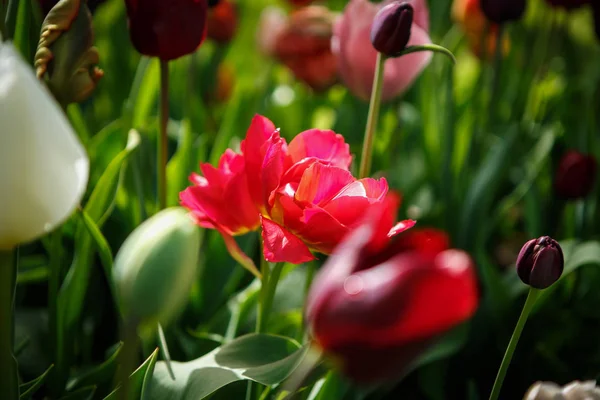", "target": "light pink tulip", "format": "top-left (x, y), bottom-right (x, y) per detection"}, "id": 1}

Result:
top-left (333, 0), bottom-right (432, 102)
